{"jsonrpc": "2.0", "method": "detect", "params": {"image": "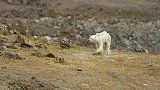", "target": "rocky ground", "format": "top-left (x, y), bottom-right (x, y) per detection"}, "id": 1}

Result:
top-left (0, 0), bottom-right (160, 90)
top-left (0, 0), bottom-right (160, 53)
top-left (0, 31), bottom-right (159, 90)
